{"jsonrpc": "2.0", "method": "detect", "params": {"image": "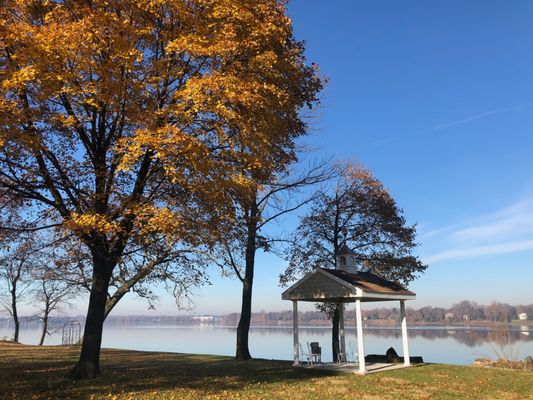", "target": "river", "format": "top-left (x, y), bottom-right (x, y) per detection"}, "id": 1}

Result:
top-left (2, 324), bottom-right (532, 365)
